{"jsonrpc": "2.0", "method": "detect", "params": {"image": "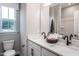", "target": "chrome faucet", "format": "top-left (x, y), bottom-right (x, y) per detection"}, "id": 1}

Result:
top-left (41, 32), bottom-right (47, 39)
